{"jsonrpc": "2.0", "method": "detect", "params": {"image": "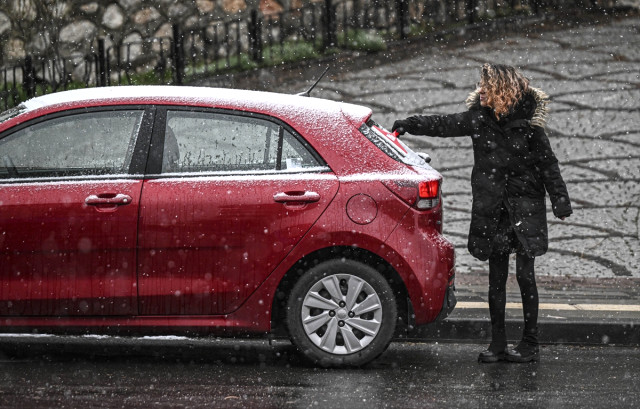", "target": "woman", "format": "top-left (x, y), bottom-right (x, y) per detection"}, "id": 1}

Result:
top-left (392, 63), bottom-right (572, 363)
